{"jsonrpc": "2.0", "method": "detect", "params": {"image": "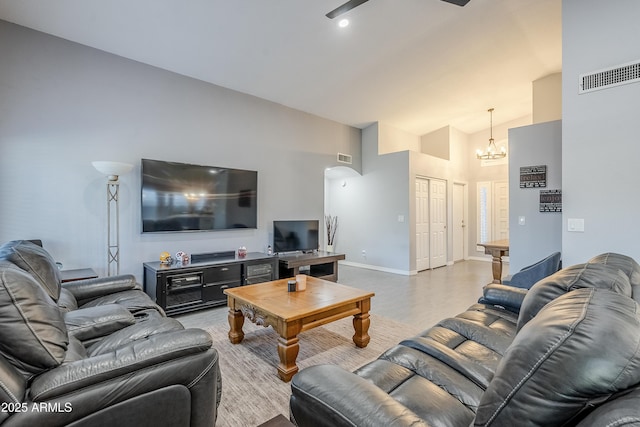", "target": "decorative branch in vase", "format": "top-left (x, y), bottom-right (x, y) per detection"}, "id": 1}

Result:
top-left (325, 215), bottom-right (338, 253)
